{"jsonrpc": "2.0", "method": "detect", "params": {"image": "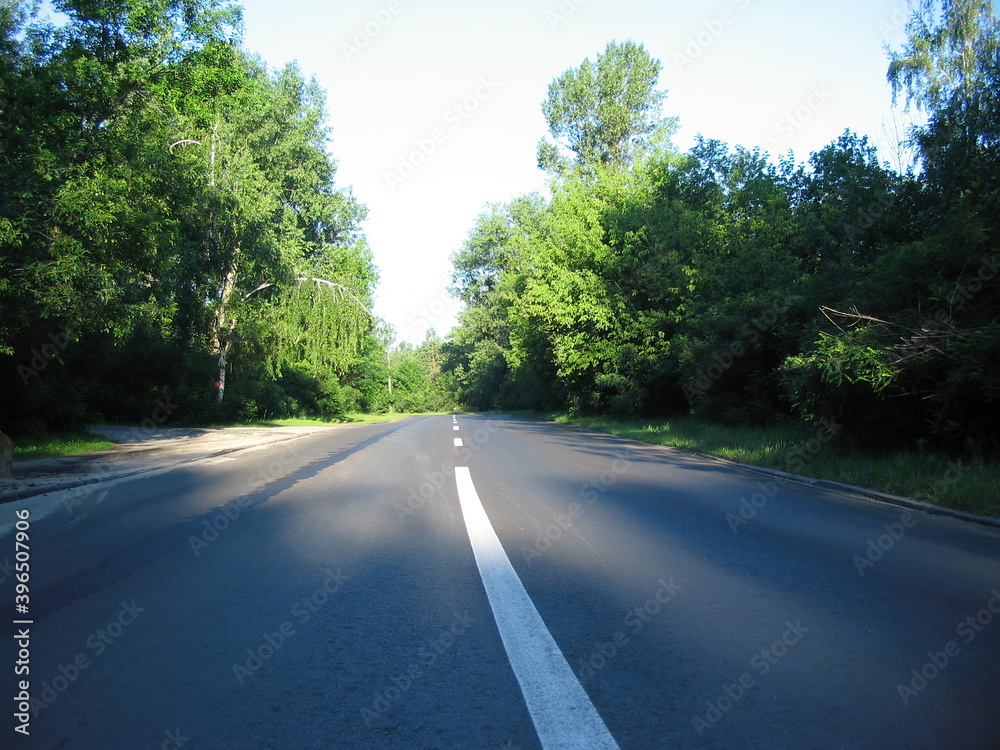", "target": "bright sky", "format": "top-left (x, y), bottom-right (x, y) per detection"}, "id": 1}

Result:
top-left (236, 0), bottom-right (918, 344)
